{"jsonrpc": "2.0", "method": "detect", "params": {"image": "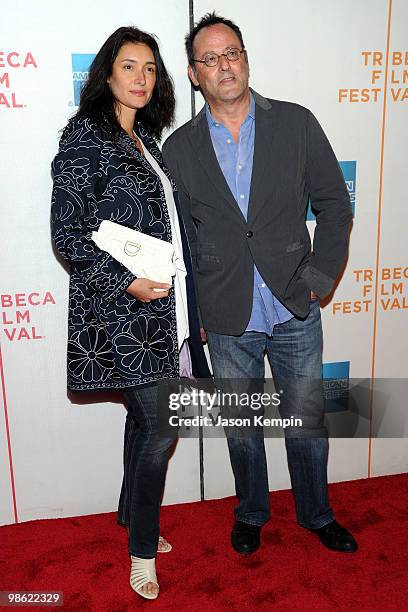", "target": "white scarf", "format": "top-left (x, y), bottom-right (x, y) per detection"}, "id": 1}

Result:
top-left (141, 143), bottom-right (189, 349)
